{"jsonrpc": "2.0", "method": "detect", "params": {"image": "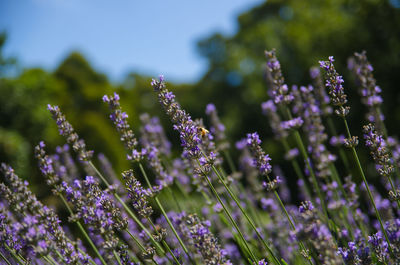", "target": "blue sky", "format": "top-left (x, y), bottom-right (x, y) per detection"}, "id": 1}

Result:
top-left (0, 0), bottom-right (264, 83)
